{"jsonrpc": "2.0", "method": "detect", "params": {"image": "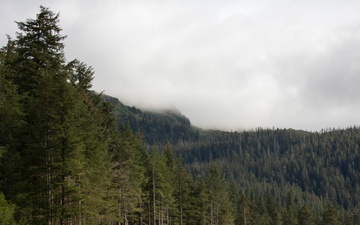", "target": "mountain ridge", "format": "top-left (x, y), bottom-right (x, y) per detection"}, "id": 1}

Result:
top-left (103, 93), bottom-right (360, 213)
top-left (102, 93), bottom-right (312, 134)
top-left (101, 94), bottom-right (201, 145)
